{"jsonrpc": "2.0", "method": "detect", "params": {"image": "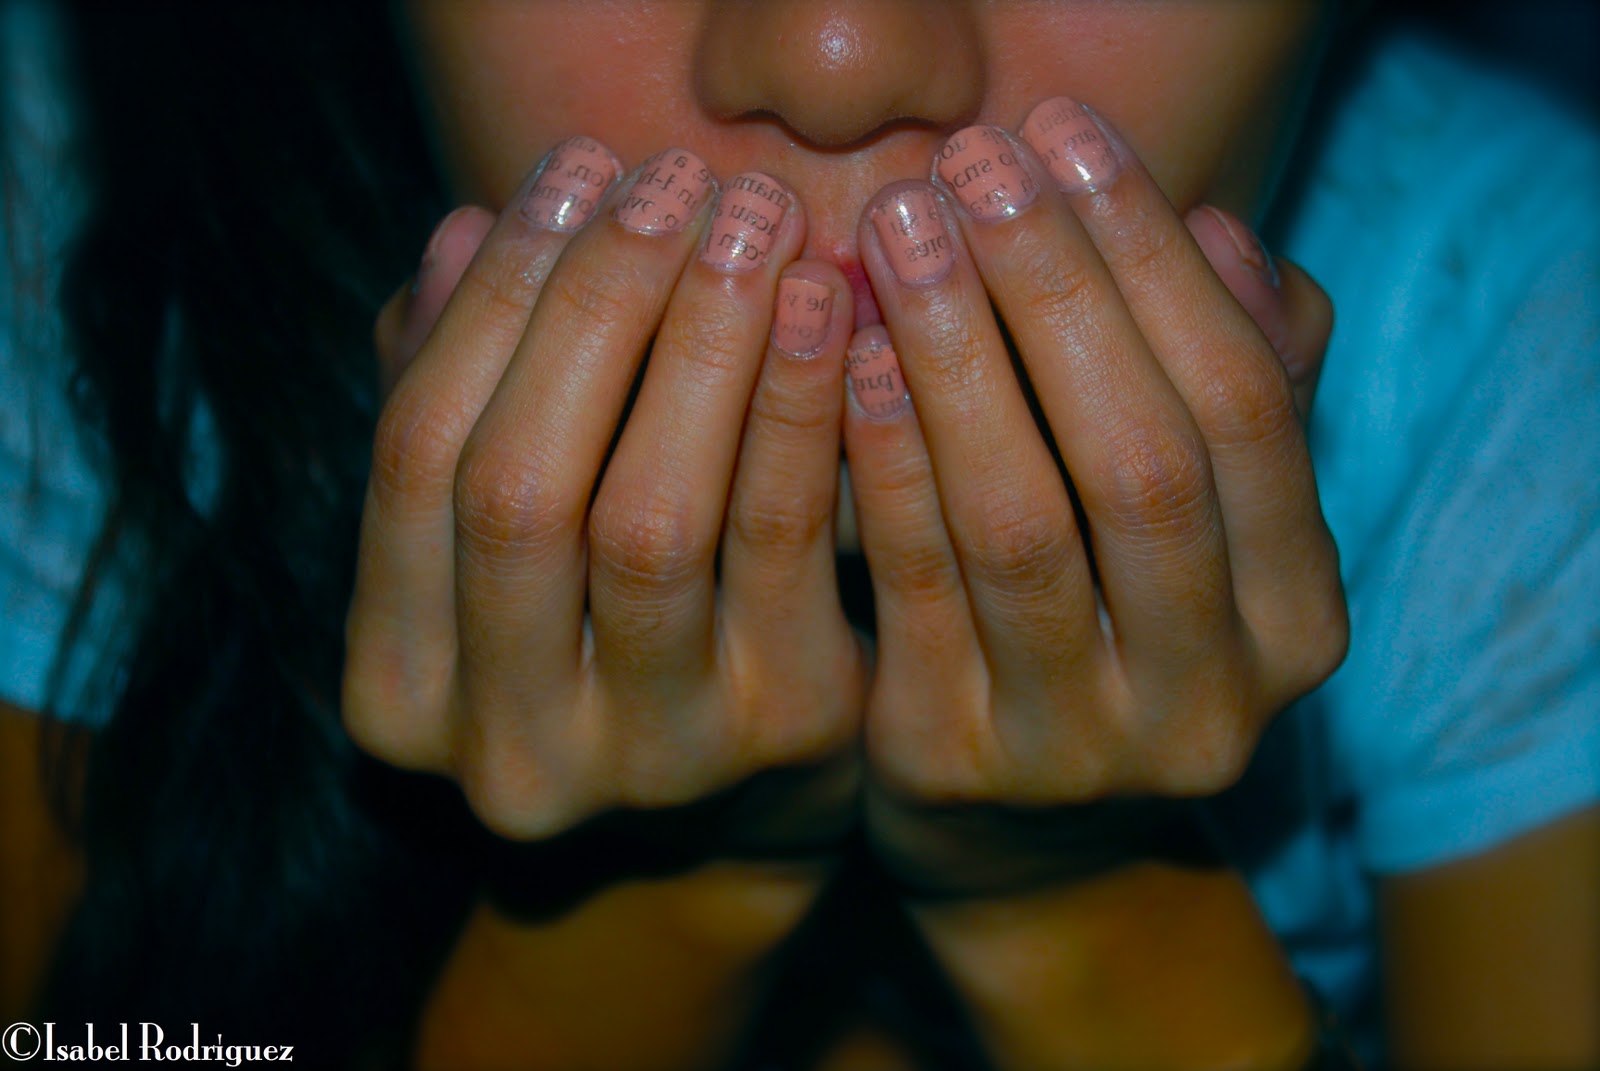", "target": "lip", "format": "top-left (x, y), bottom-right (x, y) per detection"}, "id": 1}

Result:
top-left (821, 246), bottom-right (881, 330)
